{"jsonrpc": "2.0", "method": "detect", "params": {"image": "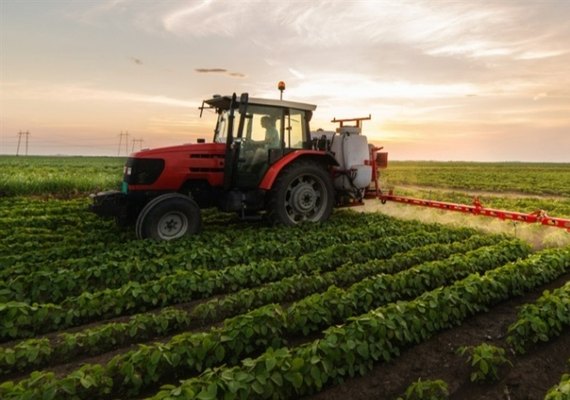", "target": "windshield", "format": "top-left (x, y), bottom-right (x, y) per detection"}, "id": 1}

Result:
top-left (213, 110), bottom-right (230, 143)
